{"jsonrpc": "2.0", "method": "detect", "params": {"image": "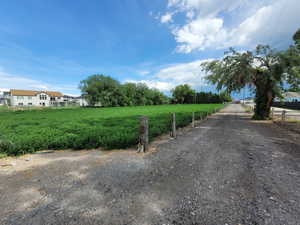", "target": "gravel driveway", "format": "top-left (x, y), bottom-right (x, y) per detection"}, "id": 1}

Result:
top-left (1, 104), bottom-right (300, 225)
